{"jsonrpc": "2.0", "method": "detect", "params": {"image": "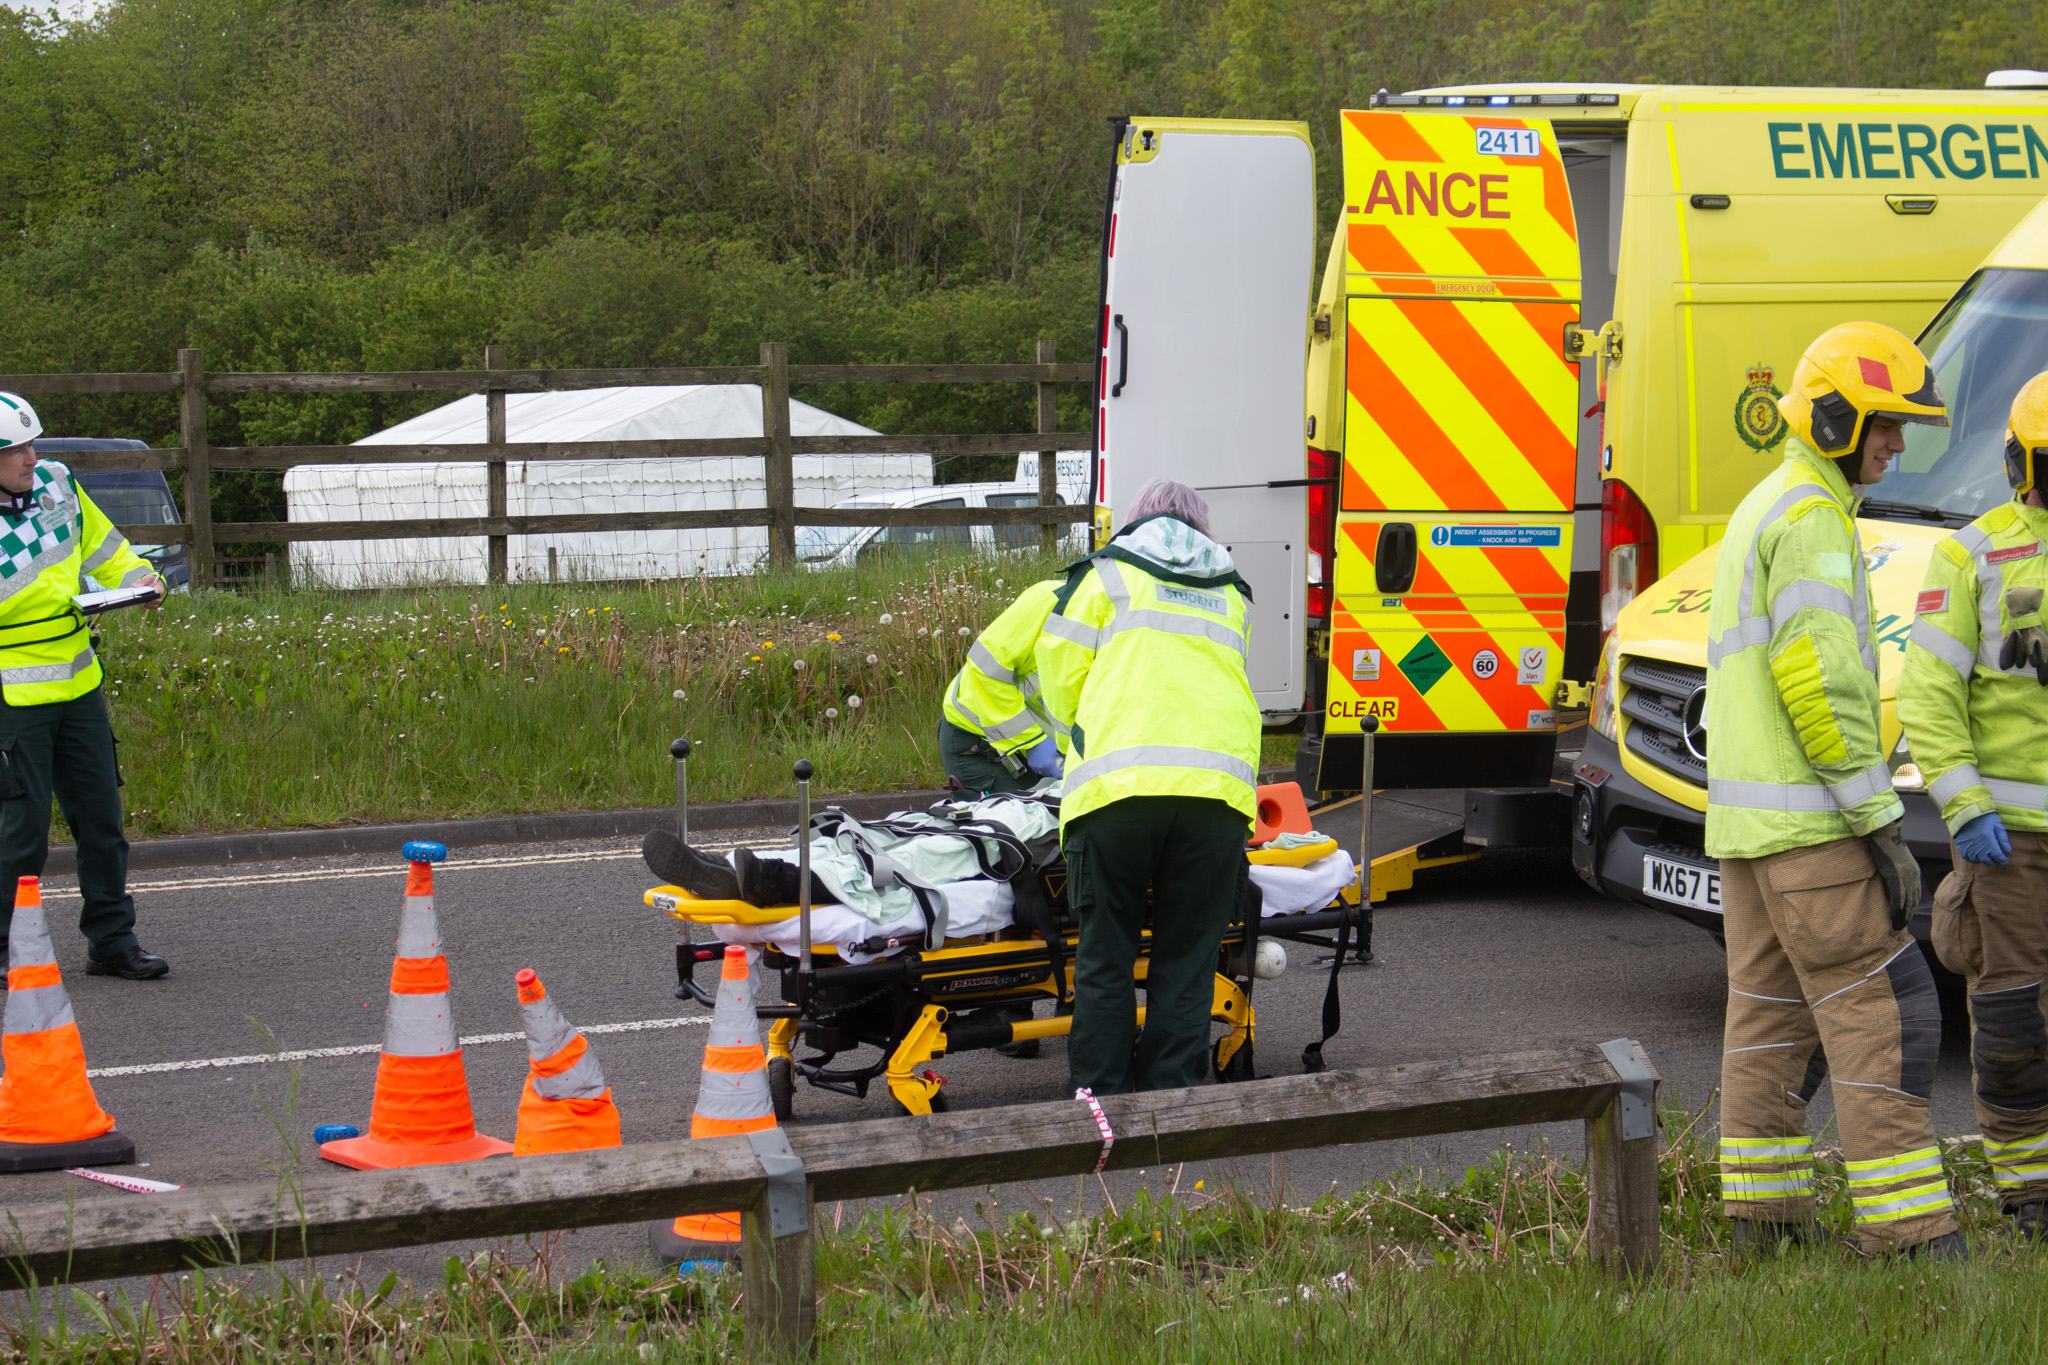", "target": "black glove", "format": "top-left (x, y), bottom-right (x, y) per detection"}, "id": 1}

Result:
top-left (1866, 819), bottom-right (1921, 932)
top-left (1999, 586), bottom-right (2048, 685)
